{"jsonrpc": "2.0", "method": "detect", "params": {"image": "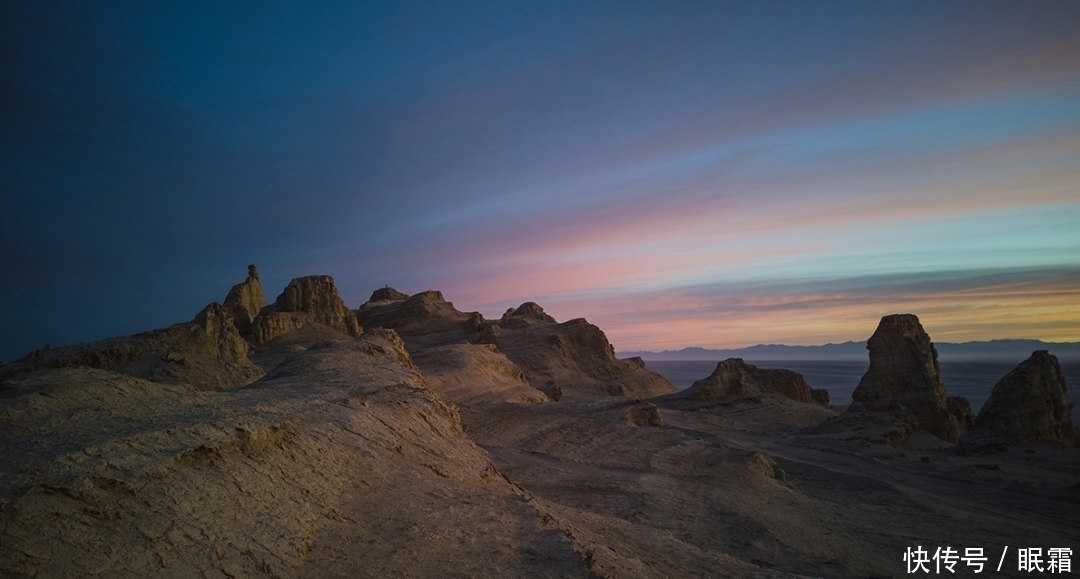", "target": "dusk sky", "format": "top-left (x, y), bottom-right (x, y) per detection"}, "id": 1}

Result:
top-left (2, 1), bottom-right (1079, 360)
